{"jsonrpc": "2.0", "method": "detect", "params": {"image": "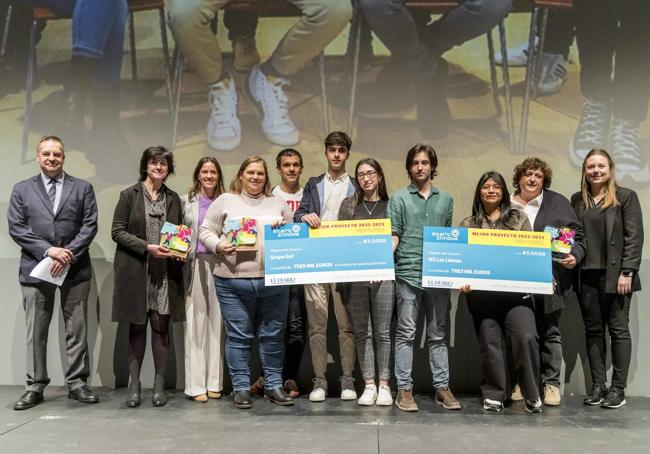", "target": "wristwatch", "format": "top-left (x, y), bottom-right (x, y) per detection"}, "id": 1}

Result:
top-left (622, 270), bottom-right (634, 277)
